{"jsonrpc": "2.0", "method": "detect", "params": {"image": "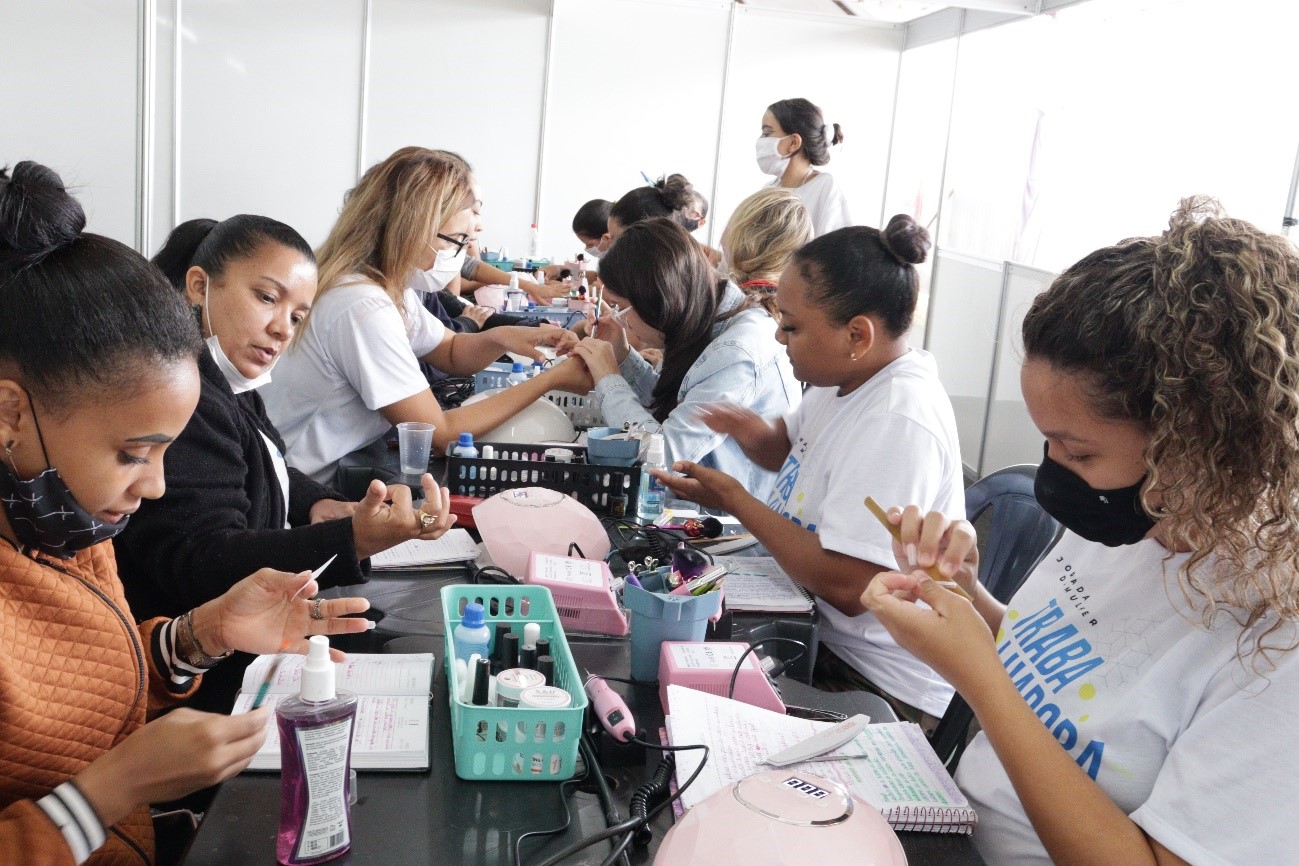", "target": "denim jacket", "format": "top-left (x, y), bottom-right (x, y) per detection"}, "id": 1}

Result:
top-left (593, 283), bottom-right (801, 500)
